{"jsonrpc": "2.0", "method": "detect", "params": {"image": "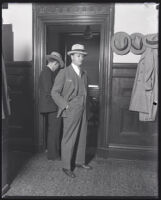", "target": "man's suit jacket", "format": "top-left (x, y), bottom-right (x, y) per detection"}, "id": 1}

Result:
top-left (39, 66), bottom-right (59, 113)
top-left (51, 65), bottom-right (88, 117)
